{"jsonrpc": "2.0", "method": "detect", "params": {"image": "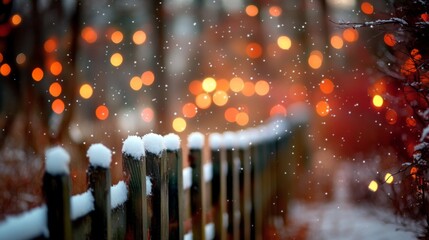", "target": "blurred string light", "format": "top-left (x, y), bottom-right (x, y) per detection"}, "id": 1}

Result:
top-left (225, 107), bottom-right (239, 123)
top-left (361, 2), bottom-right (374, 15)
top-left (316, 101), bottom-right (330, 117)
top-left (308, 50), bottom-right (323, 69)
top-left (195, 93), bottom-right (212, 109)
top-left (270, 104), bottom-right (287, 117)
top-left (49, 82), bottom-right (62, 97)
top-left (242, 81), bottom-right (255, 97)
top-left (189, 80), bottom-right (203, 95)
top-left (236, 112), bottom-right (249, 126)
top-left (277, 36), bottom-right (292, 50)
top-left (230, 77), bottom-right (244, 92)
top-left (385, 109), bottom-right (397, 125)
top-left (245, 4), bottom-right (258, 17)
top-left (172, 117), bottom-right (186, 132)
top-left (319, 78), bottom-right (334, 94)
top-left (16, 53), bottom-right (26, 65)
top-left (11, 14), bottom-right (22, 26)
top-left (0, 53), bottom-right (3, 62)
top-left (202, 77), bottom-right (217, 92)
top-left (50, 61), bottom-right (62, 76)
top-left (255, 80), bottom-right (269, 96)
top-left (79, 84), bottom-right (93, 99)
top-left (268, 6), bottom-right (282, 17)
top-left (141, 107), bottom-right (154, 123)
top-left (330, 35), bottom-right (344, 49)
top-left (246, 42), bottom-right (263, 59)
top-left (95, 105), bottom-right (109, 120)
top-left (182, 102), bottom-right (198, 118)
top-left (130, 76), bottom-right (143, 91)
top-left (133, 30), bottom-right (146, 45)
top-left (385, 173), bottom-right (394, 184)
top-left (32, 67), bottom-right (44, 81)
top-left (44, 38), bottom-right (57, 53)
top-left (216, 78), bottom-right (230, 92)
top-left (110, 53), bottom-right (123, 67)
top-left (141, 71), bottom-right (155, 86)
top-left (372, 95), bottom-right (384, 108)
top-left (213, 90), bottom-right (229, 106)
top-left (383, 33), bottom-right (396, 47)
top-left (342, 28), bottom-right (359, 43)
top-left (51, 99), bottom-right (65, 114)
top-left (111, 30), bottom-right (123, 44)
top-left (81, 26), bottom-right (98, 44)
top-left (0, 63), bottom-right (11, 76)
top-left (368, 180), bottom-right (378, 192)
